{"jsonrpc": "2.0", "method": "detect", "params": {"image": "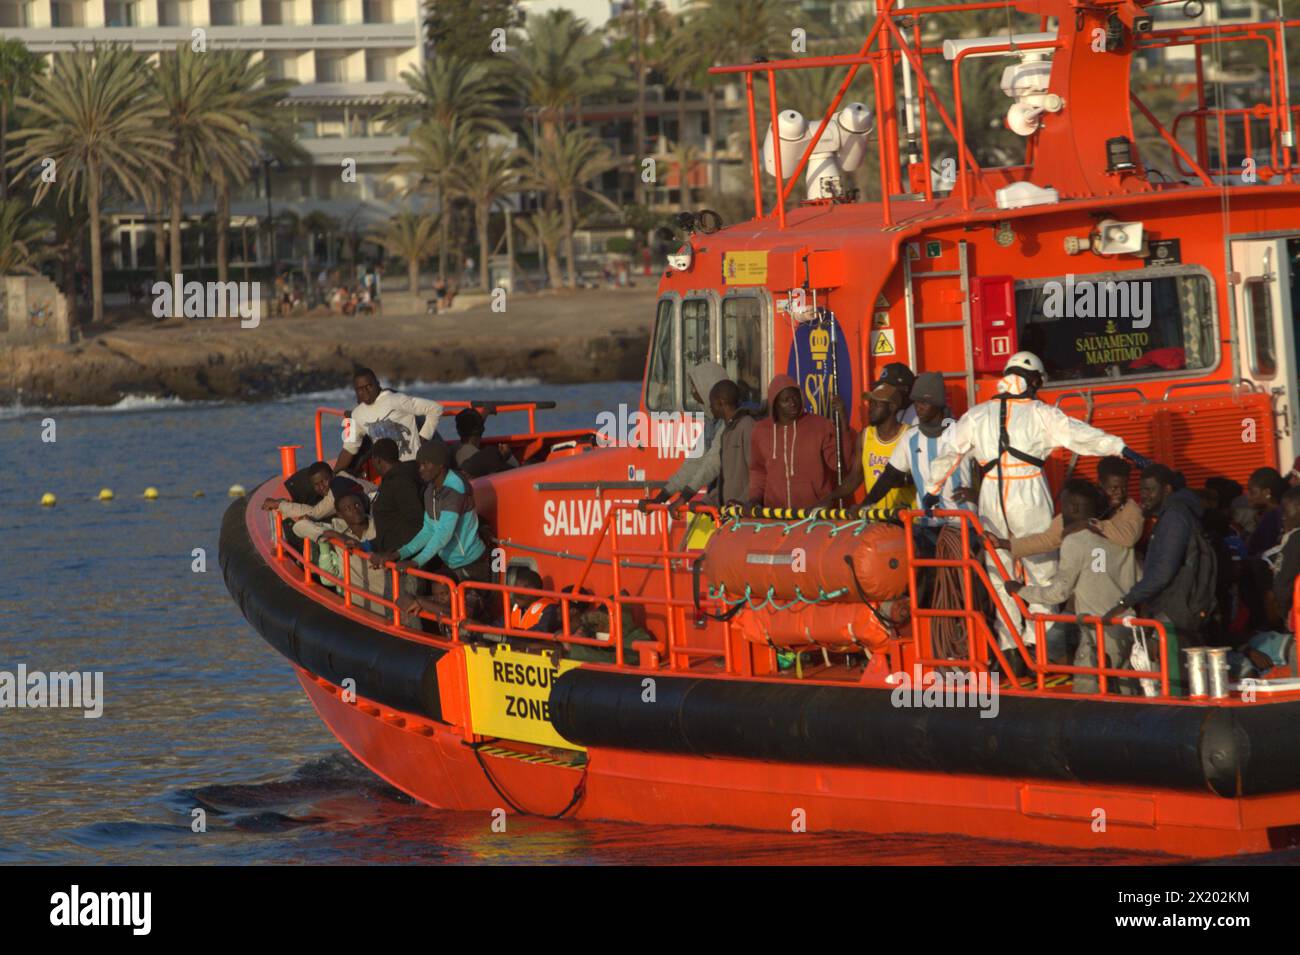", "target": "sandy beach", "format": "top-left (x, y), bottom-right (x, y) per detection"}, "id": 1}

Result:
top-left (0, 286), bottom-right (657, 406)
